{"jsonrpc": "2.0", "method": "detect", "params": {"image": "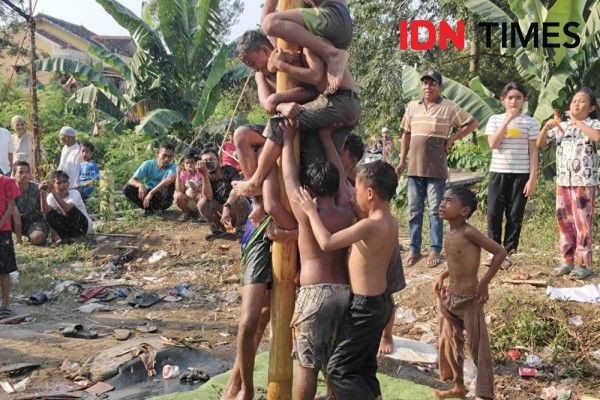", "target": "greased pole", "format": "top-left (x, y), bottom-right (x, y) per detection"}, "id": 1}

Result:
top-left (267, 0), bottom-right (302, 398)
